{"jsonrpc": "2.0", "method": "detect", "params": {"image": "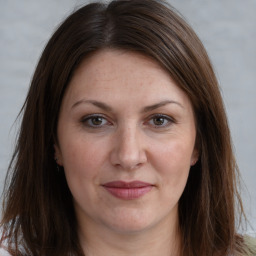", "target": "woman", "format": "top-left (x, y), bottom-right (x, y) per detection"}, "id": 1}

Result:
top-left (0, 0), bottom-right (255, 255)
